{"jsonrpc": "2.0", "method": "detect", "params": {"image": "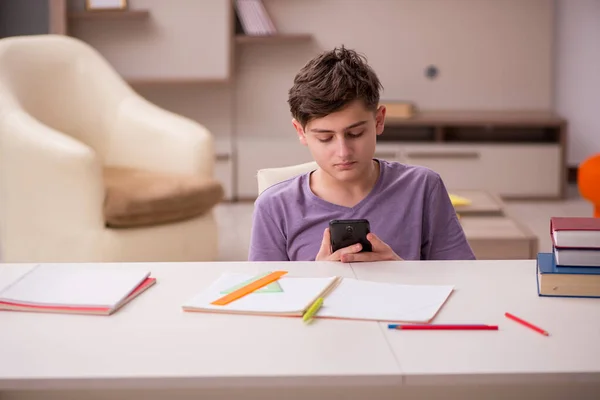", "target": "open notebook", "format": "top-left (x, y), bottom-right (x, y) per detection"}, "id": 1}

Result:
top-left (0, 264), bottom-right (156, 315)
top-left (182, 272), bottom-right (454, 323)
